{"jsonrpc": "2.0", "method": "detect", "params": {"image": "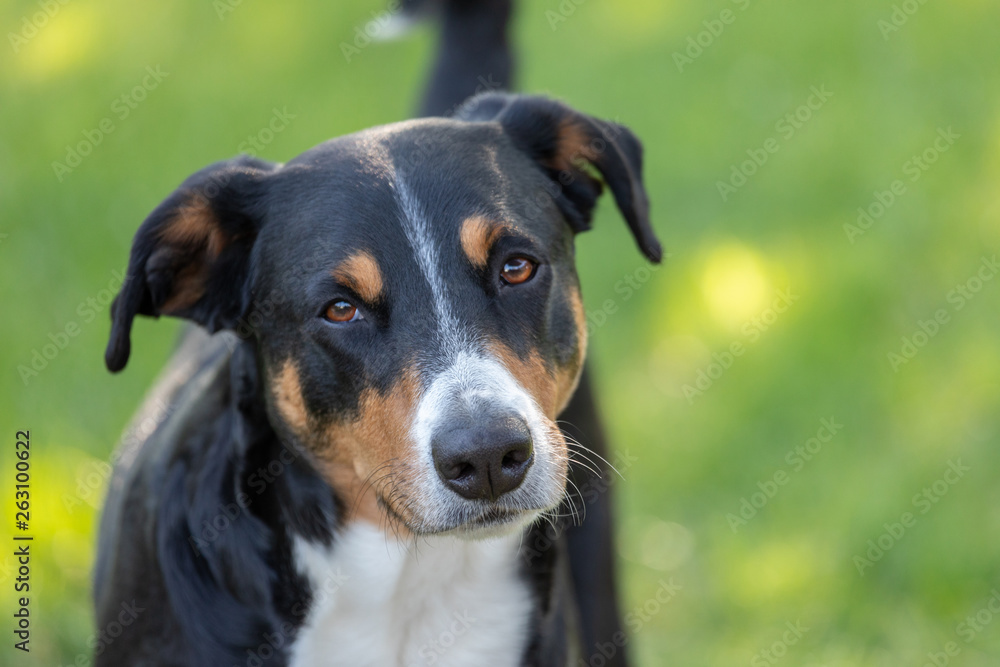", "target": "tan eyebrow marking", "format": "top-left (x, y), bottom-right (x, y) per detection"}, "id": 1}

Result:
top-left (460, 216), bottom-right (509, 269)
top-left (331, 251), bottom-right (384, 303)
